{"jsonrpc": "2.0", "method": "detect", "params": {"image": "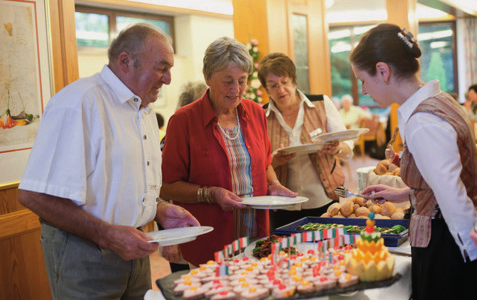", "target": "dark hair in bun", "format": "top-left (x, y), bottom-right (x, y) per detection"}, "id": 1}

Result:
top-left (350, 23), bottom-right (421, 79)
